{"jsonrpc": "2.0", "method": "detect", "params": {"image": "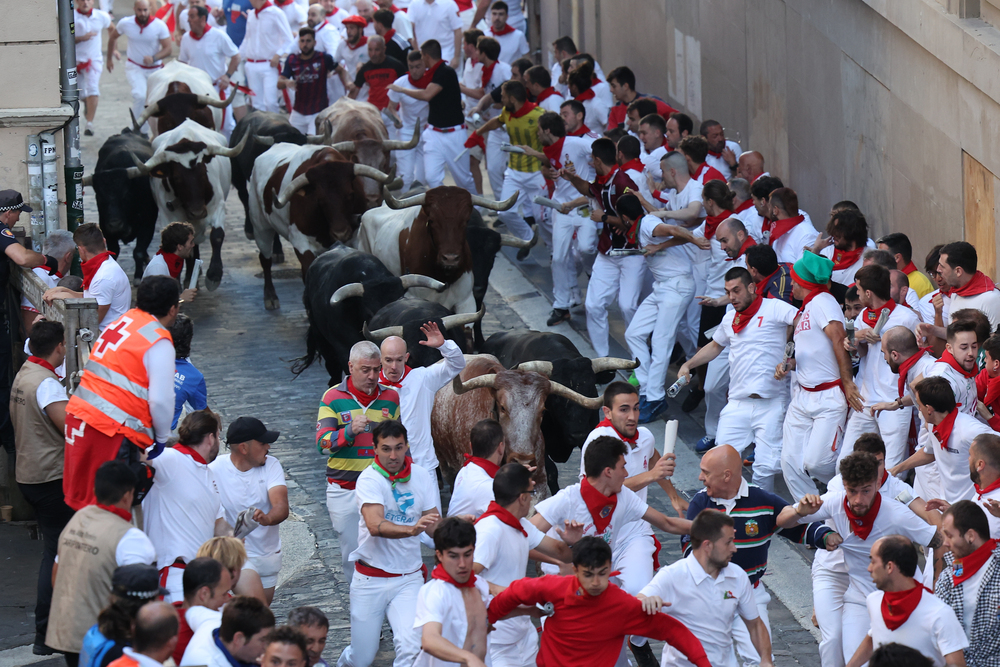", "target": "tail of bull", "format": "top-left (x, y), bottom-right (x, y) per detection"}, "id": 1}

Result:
top-left (290, 321), bottom-right (324, 377)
